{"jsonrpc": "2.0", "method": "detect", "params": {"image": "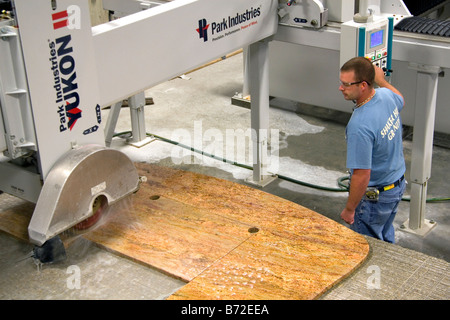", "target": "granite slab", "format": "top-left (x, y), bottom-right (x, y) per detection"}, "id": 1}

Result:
top-left (0, 163), bottom-right (369, 299)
